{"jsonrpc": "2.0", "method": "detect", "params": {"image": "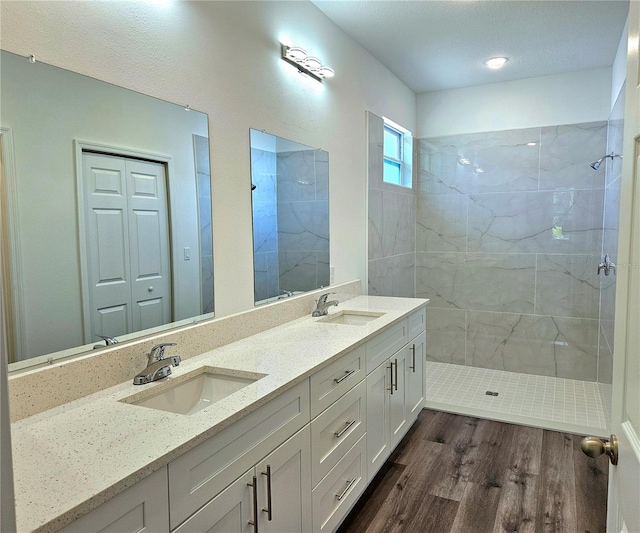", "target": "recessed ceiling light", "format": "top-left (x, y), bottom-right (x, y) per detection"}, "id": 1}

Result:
top-left (484, 57), bottom-right (509, 69)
